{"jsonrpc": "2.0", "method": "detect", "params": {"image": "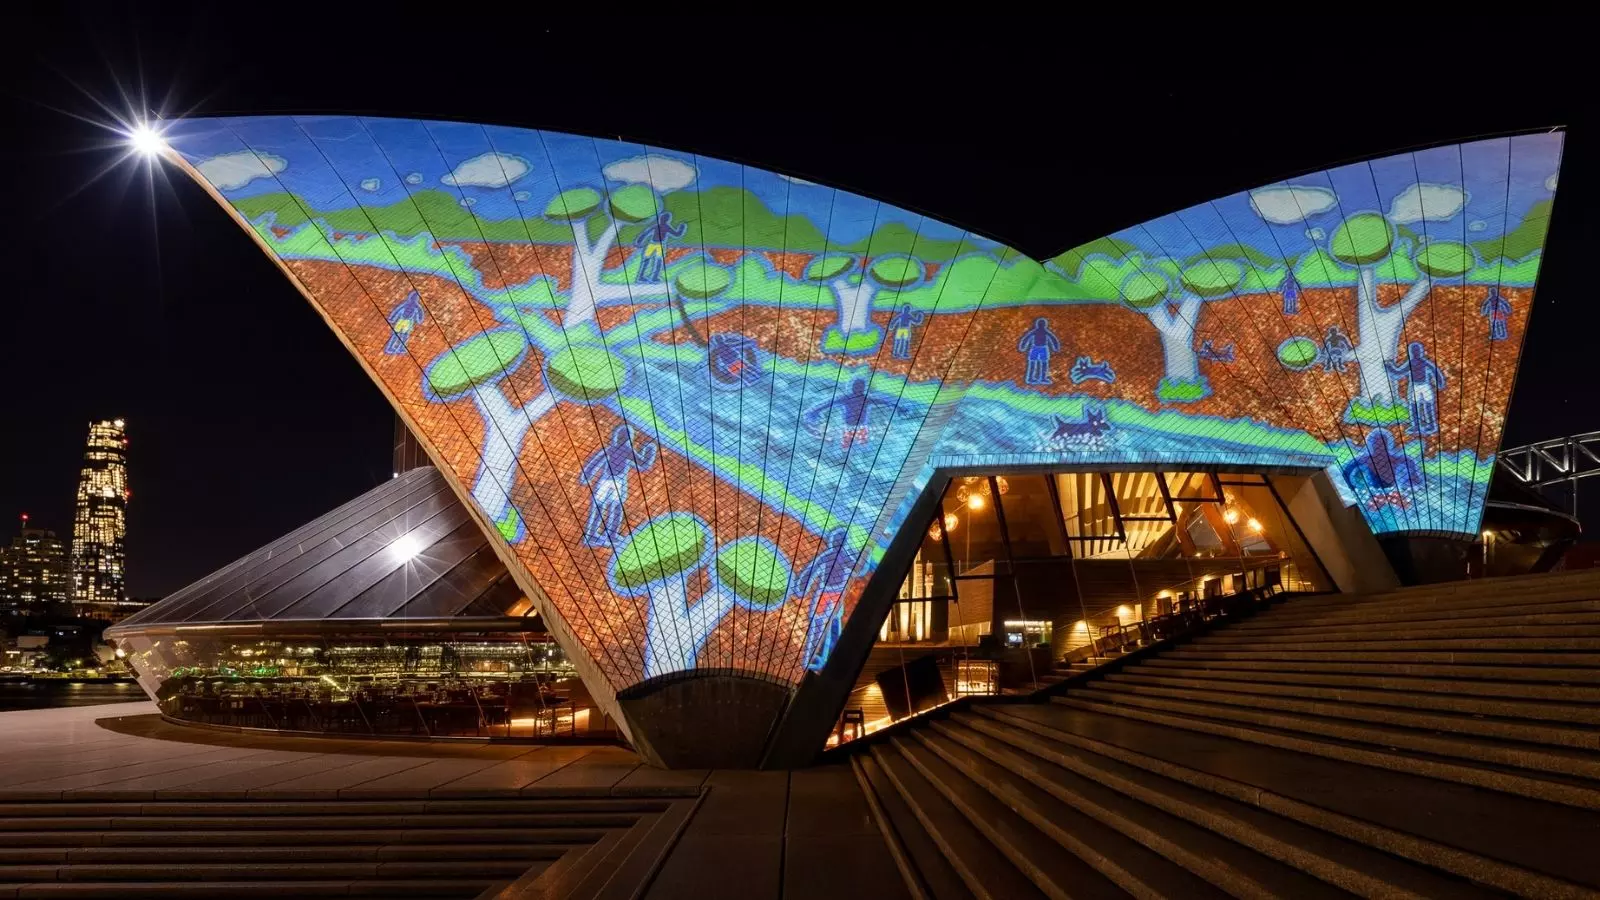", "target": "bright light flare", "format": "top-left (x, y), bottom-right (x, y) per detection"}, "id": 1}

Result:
top-left (129, 123), bottom-right (167, 156)
top-left (391, 532), bottom-right (425, 563)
